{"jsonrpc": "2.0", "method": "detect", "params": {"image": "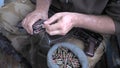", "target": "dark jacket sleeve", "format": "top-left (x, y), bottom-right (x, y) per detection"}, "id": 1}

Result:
top-left (105, 0), bottom-right (120, 35)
